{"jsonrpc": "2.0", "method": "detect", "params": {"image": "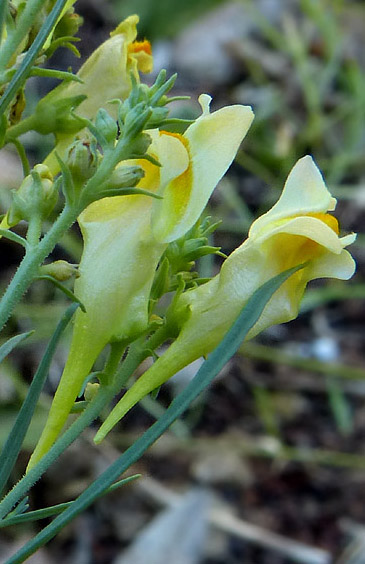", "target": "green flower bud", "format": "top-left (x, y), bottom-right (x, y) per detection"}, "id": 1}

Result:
top-left (128, 132), bottom-right (152, 158)
top-left (122, 102), bottom-right (152, 139)
top-left (147, 106), bottom-right (169, 128)
top-left (66, 137), bottom-right (100, 187)
top-left (94, 108), bottom-right (118, 148)
top-left (7, 164), bottom-right (57, 224)
top-left (104, 164), bottom-right (145, 190)
top-left (53, 10), bottom-right (83, 39)
top-left (32, 94), bottom-right (86, 136)
top-left (84, 382), bottom-right (100, 402)
top-left (40, 260), bottom-right (78, 281)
